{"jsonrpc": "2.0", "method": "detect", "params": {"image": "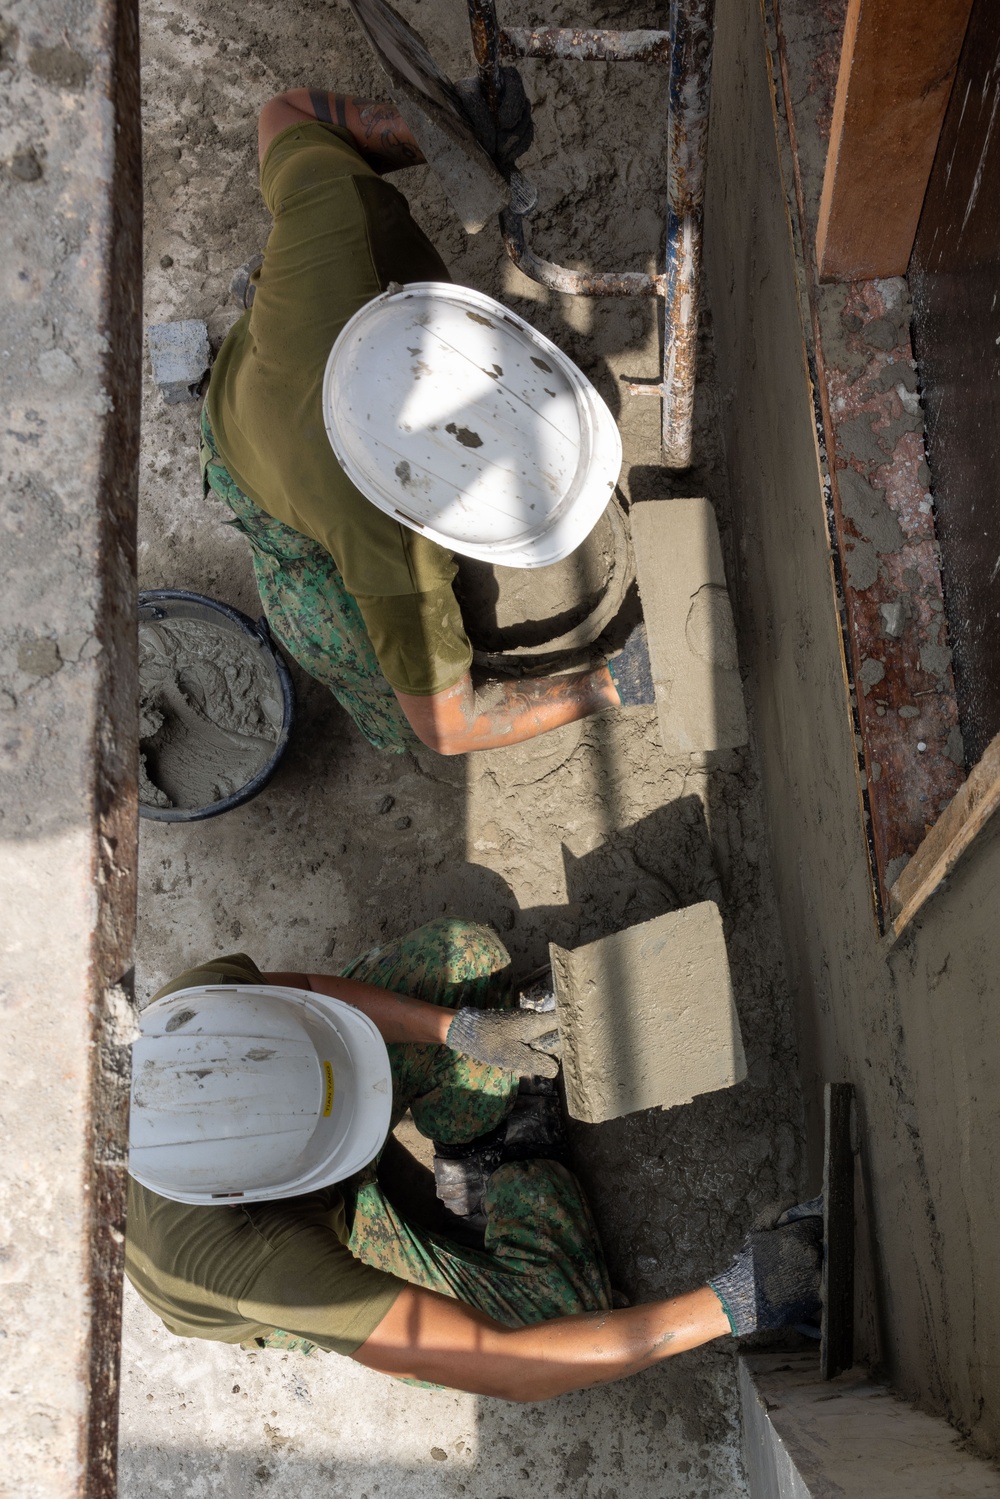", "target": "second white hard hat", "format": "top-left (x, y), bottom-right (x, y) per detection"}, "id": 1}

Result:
top-left (129, 984), bottom-right (393, 1205)
top-left (322, 282), bottom-right (623, 569)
